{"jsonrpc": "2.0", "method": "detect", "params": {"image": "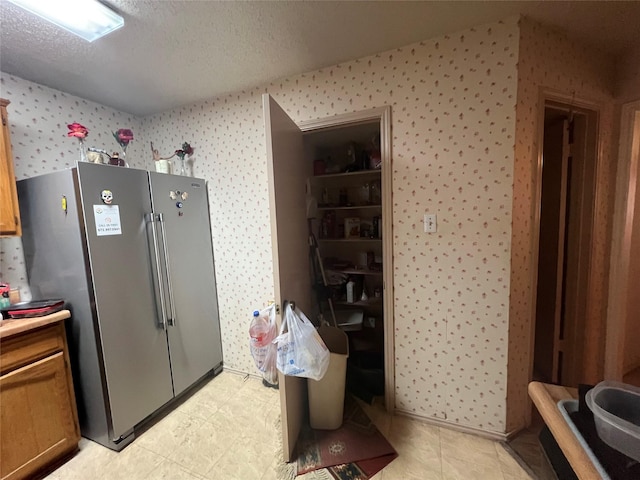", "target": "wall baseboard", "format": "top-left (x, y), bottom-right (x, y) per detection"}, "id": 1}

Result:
top-left (222, 366), bottom-right (258, 378)
top-left (395, 408), bottom-right (512, 442)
